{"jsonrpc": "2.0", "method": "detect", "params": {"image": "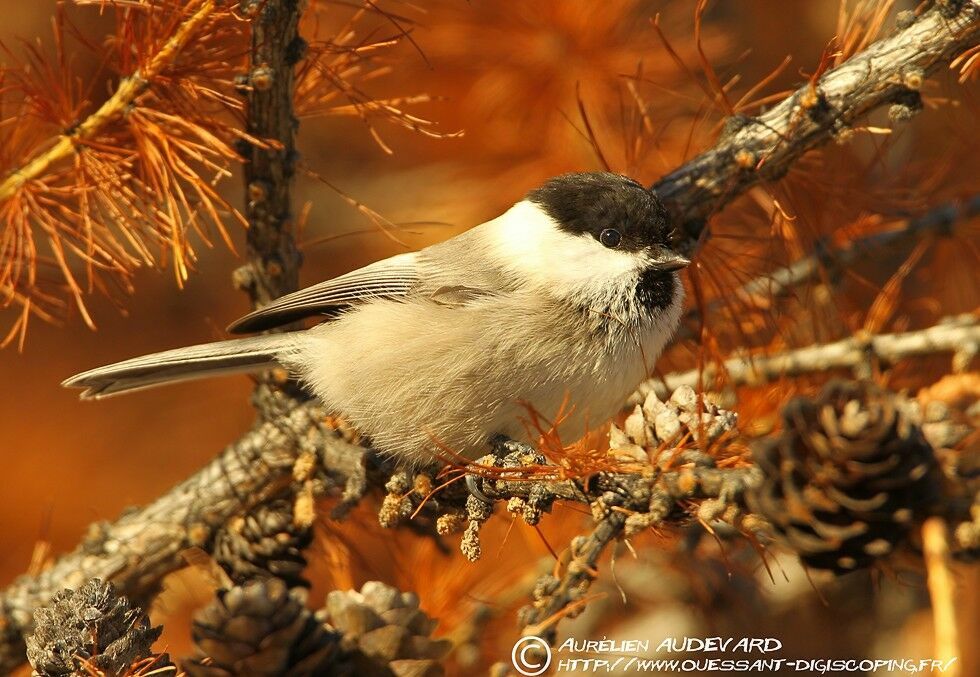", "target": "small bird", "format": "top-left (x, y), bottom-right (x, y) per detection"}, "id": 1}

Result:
top-left (64, 172), bottom-right (688, 464)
